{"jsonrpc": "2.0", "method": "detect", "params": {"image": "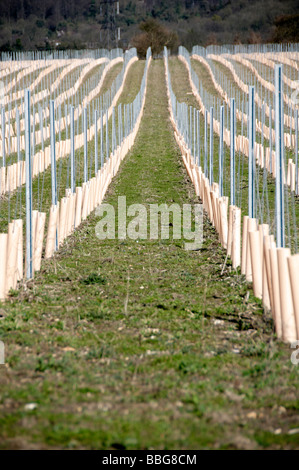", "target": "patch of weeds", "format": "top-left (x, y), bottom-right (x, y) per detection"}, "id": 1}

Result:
top-left (7, 354), bottom-right (20, 368)
top-left (255, 430), bottom-right (299, 449)
top-left (81, 308), bottom-right (111, 321)
top-left (242, 342), bottom-right (268, 358)
top-left (35, 355), bottom-right (76, 375)
top-left (181, 345), bottom-right (194, 354)
top-left (80, 273), bottom-right (107, 285)
top-left (178, 360), bottom-right (204, 375)
top-left (8, 289), bottom-right (19, 298)
top-left (156, 304), bottom-right (168, 310)
top-left (236, 319), bottom-right (255, 331)
top-left (243, 362), bottom-right (268, 378)
top-left (50, 321), bottom-right (65, 331)
top-left (86, 346), bottom-right (113, 360)
top-left (182, 394), bottom-right (206, 417)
